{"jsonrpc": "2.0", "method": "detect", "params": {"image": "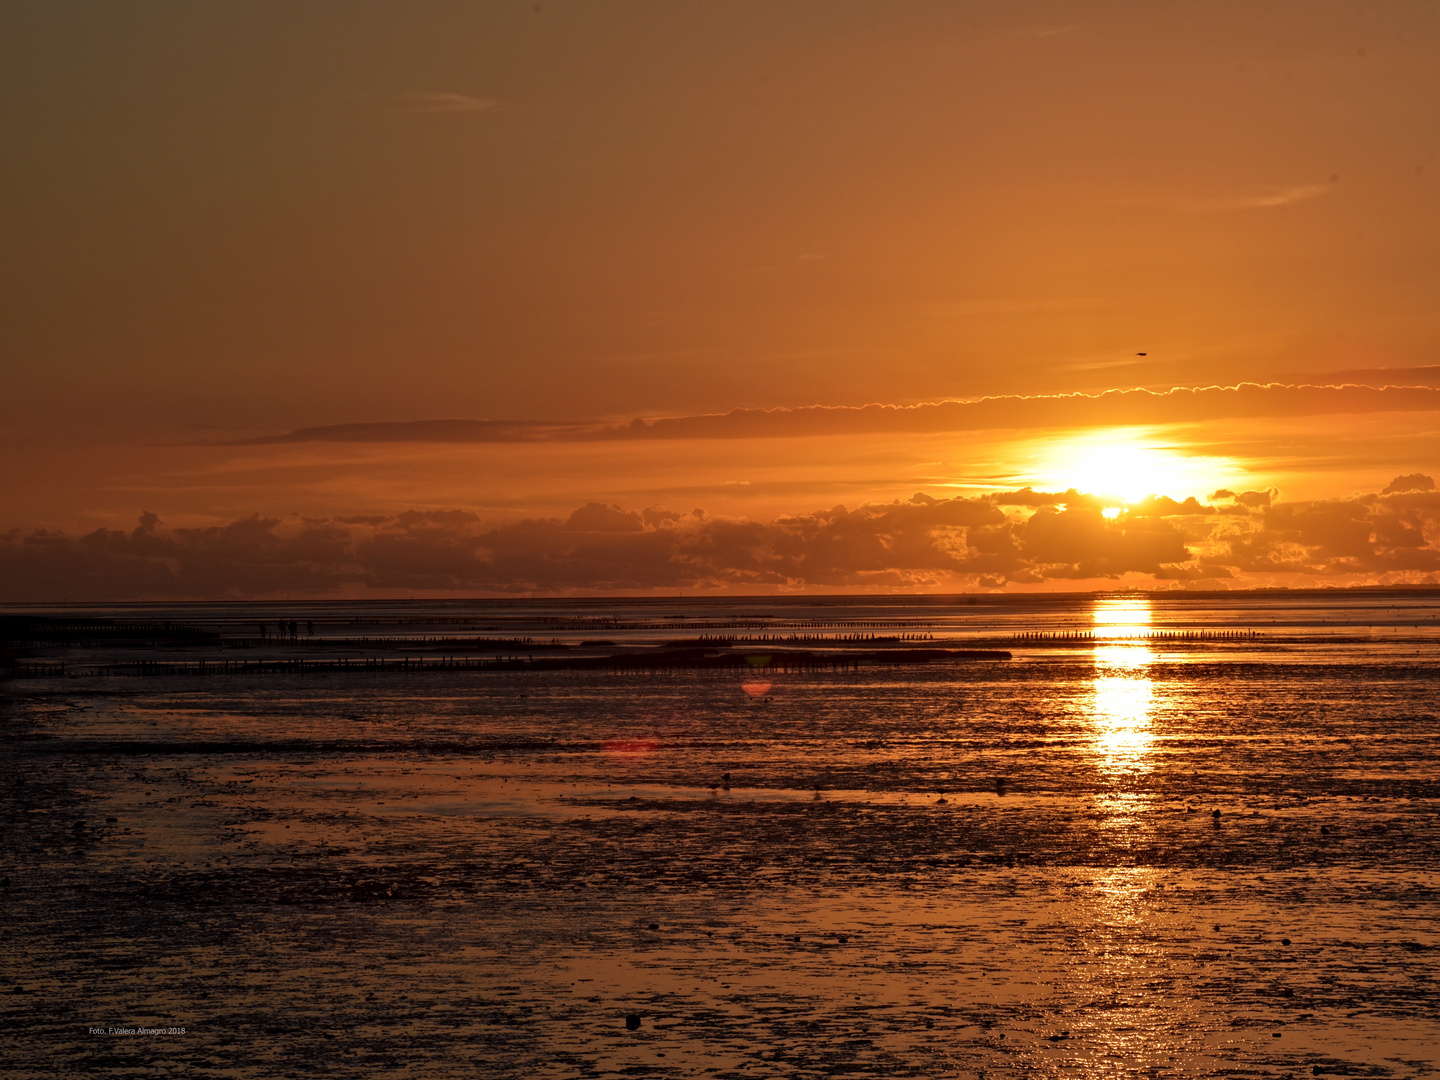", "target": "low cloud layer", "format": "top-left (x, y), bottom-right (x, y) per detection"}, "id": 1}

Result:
top-left (5, 479), bottom-right (1440, 600)
top-left (243, 383), bottom-right (1440, 446)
